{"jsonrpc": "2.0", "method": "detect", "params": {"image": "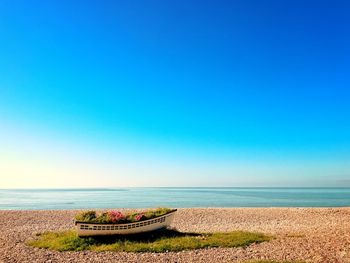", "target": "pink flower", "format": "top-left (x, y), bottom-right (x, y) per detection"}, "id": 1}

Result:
top-left (108, 211), bottom-right (125, 223)
top-left (135, 213), bottom-right (145, 221)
